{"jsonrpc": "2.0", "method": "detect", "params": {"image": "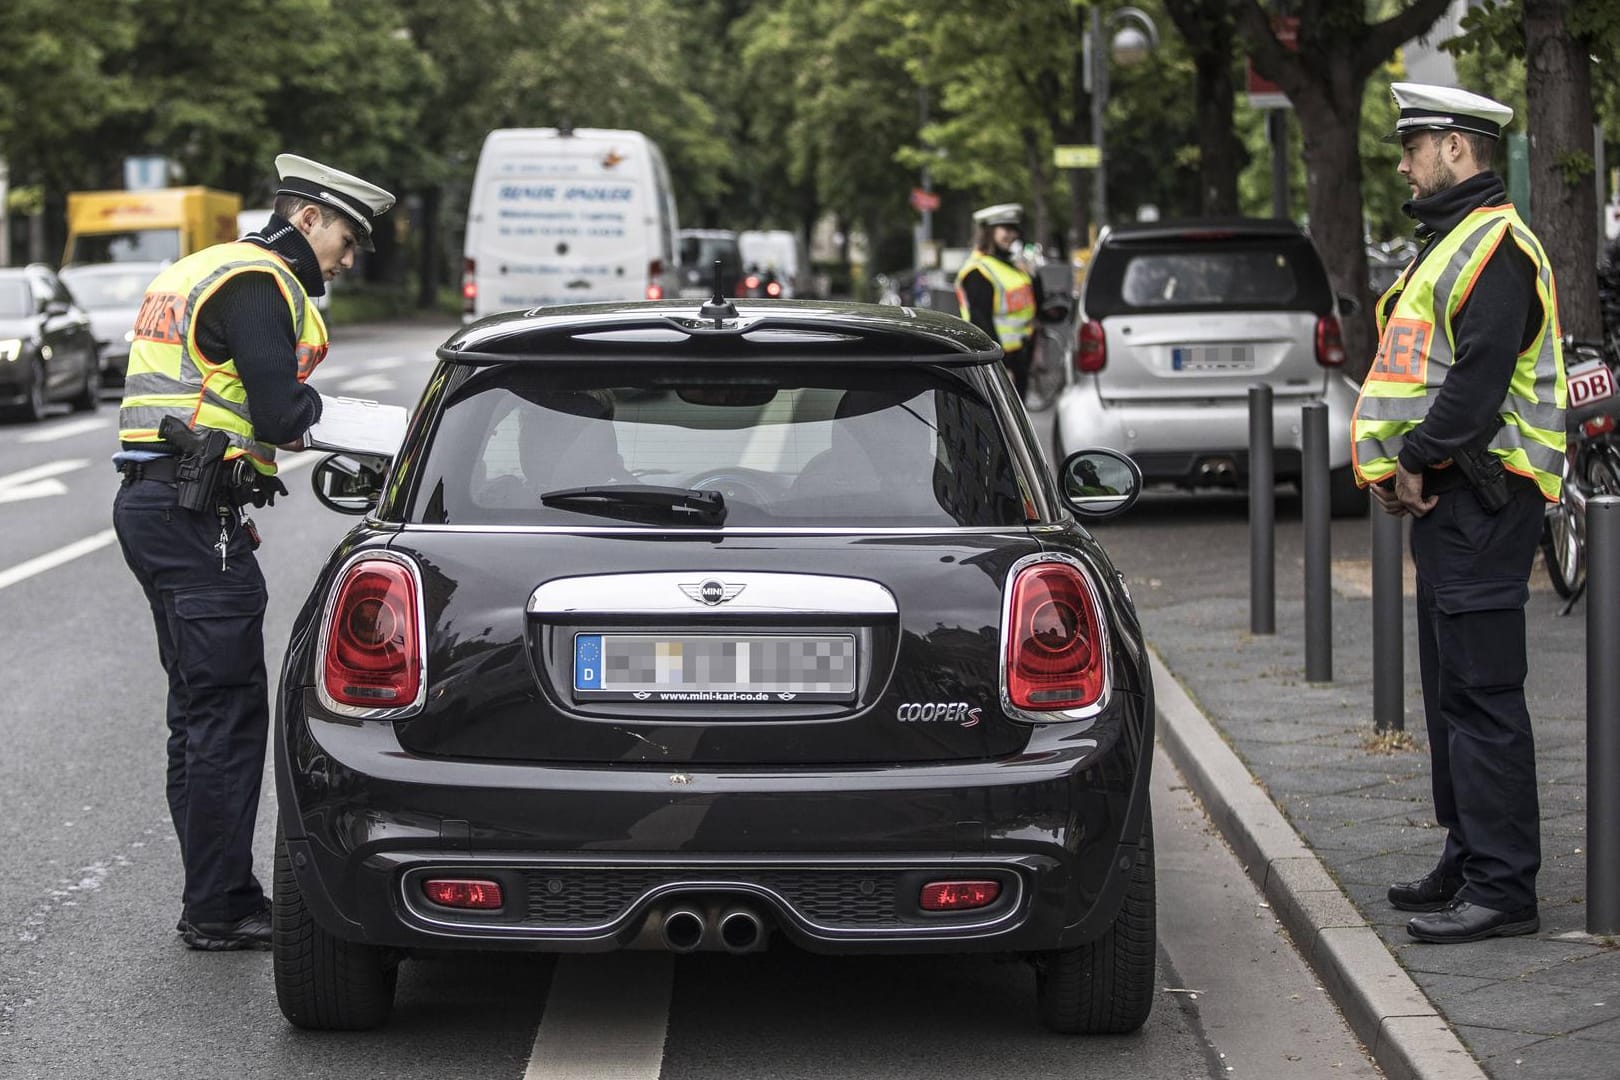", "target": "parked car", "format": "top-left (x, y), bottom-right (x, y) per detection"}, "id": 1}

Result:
top-left (1054, 219), bottom-right (1367, 515)
top-left (275, 298), bottom-right (1157, 1036)
top-left (58, 261), bottom-right (165, 385)
top-left (677, 228), bottom-right (743, 297)
top-left (738, 229), bottom-right (810, 298)
top-left (0, 265), bottom-right (100, 422)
